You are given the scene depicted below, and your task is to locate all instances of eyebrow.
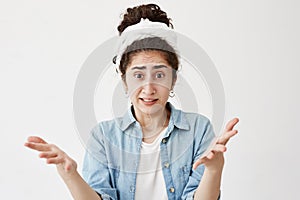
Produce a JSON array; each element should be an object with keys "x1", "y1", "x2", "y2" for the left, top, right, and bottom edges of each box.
[
  {"x1": 153, "y1": 65, "x2": 168, "y2": 69},
  {"x1": 131, "y1": 65, "x2": 168, "y2": 70}
]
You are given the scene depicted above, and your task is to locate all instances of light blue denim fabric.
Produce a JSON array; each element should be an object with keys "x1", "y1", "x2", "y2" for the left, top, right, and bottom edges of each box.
[{"x1": 82, "y1": 103, "x2": 218, "y2": 200}]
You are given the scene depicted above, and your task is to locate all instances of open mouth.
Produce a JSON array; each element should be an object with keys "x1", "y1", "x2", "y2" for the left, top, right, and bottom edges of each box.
[{"x1": 139, "y1": 98, "x2": 158, "y2": 104}]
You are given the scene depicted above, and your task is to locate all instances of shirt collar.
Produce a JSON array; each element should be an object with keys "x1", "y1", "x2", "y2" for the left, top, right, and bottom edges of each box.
[{"x1": 119, "y1": 102, "x2": 190, "y2": 132}]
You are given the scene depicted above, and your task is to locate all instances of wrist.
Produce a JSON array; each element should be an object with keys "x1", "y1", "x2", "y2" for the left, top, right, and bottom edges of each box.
[
  {"x1": 60, "y1": 169, "x2": 80, "y2": 183},
  {"x1": 56, "y1": 164, "x2": 78, "y2": 182},
  {"x1": 204, "y1": 161, "x2": 224, "y2": 175},
  {"x1": 204, "y1": 167, "x2": 223, "y2": 175}
]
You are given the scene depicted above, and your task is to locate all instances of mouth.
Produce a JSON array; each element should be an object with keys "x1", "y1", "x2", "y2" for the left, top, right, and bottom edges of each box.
[{"x1": 139, "y1": 98, "x2": 158, "y2": 105}]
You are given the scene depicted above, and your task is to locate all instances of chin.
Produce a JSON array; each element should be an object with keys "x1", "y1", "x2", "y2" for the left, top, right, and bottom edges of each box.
[{"x1": 136, "y1": 102, "x2": 166, "y2": 115}]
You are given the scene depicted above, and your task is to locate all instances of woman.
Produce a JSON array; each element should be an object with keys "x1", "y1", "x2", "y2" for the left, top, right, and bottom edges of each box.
[{"x1": 25, "y1": 4, "x2": 239, "y2": 200}]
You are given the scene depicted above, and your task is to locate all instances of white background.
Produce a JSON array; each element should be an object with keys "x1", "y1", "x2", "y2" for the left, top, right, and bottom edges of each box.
[{"x1": 1, "y1": 0, "x2": 299, "y2": 199}]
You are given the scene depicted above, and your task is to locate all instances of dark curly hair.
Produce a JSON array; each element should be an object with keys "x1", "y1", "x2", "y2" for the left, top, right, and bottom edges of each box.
[
  {"x1": 116, "y1": 4, "x2": 179, "y2": 83},
  {"x1": 117, "y1": 4, "x2": 173, "y2": 35}
]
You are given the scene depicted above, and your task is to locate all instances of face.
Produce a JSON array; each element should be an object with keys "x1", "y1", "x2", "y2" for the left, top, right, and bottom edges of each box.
[{"x1": 124, "y1": 50, "x2": 176, "y2": 116}]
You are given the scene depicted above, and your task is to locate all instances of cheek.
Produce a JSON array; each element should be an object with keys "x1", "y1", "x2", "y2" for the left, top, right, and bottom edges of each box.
[
  {"x1": 163, "y1": 89, "x2": 171, "y2": 98},
  {"x1": 127, "y1": 85, "x2": 142, "y2": 100},
  {"x1": 126, "y1": 79, "x2": 143, "y2": 96},
  {"x1": 156, "y1": 86, "x2": 171, "y2": 98},
  {"x1": 161, "y1": 79, "x2": 173, "y2": 89}
]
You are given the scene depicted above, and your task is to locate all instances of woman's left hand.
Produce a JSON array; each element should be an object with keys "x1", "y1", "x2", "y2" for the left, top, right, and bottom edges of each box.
[{"x1": 192, "y1": 118, "x2": 239, "y2": 171}]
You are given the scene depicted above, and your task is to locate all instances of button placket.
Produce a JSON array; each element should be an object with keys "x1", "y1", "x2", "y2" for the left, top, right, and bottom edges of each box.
[{"x1": 136, "y1": 140, "x2": 141, "y2": 151}]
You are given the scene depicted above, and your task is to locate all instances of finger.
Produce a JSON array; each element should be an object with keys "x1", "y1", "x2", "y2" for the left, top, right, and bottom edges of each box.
[
  {"x1": 193, "y1": 157, "x2": 208, "y2": 170},
  {"x1": 24, "y1": 142, "x2": 51, "y2": 152},
  {"x1": 211, "y1": 144, "x2": 227, "y2": 154},
  {"x1": 225, "y1": 118, "x2": 239, "y2": 132},
  {"x1": 206, "y1": 151, "x2": 215, "y2": 159},
  {"x1": 218, "y1": 129, "x2": 238, "y2": 145},
  {"x1": 46, "y1": 157, "x2": 64, "y2": 165},
  {"x1": 39, "y1": 151, "x2": 58, "y2": 159},
  {"x1": 27, "y1": 136, "x2": 48, "y2": 144}
]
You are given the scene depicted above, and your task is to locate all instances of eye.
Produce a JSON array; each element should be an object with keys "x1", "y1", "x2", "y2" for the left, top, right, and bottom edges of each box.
[
  {"x1": 134, "y1": 73, "x2": 144, "y2": 79},
  {"x1": 155, "y1": 72, "x2": 165, "y2": 79}
]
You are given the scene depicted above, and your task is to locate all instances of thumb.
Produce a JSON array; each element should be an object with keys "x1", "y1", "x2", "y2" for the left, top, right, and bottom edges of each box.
[{"x1": 193, "y1": 157, "x2": 207, "y2": 170}]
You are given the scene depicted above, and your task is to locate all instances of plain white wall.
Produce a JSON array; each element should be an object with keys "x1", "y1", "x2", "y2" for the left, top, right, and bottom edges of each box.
[{"x1": 1, "y1": 0, "x2": 299, "y2": 199}]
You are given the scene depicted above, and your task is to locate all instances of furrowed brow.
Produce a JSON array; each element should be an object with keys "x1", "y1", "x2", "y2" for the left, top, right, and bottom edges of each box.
[
  {"x1": 131, "y1": 66, "x2": 146, "y2": 70},
  {"x1": 153, "y1": 65, "x2": 168, "y2": 69}
]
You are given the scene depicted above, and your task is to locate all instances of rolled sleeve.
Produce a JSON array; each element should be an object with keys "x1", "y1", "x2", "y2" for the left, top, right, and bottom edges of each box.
[
  {"x1": 82, "y1": 124, "x2": 118, "y2": 200},
  {"x1": 181, "y1": 117, "x2": 218, "y2": 199}
]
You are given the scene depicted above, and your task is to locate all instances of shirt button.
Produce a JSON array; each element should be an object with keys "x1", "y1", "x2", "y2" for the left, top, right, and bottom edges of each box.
[
  {"x1": 130, "y1": 185, "x2": 135, "y2": 192},
  {"x1": 164, "y1": 162, "x2": 170, "y2": 168},
  {"x1": 169, "y1": 187, "x2": 175, "y2": 193},
  {"x1": 162, "y1": 138, "x2": 167, "y2": 143},
  {"x1": 136, "y1": 141, "x2": 141, "y2": 150}
]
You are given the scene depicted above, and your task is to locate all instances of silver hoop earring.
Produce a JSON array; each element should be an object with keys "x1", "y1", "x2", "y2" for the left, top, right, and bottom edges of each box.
[{"x1": 169, "y1": 90, "x2": 175, "y2": 98}]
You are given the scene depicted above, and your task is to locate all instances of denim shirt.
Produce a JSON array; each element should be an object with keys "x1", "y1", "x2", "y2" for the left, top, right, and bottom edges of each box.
[{"x1": 82, "y1": 103, "x2": 217, "y2": 200}]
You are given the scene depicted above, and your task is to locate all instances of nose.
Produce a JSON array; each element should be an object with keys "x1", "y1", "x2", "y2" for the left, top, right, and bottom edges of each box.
[{"x1": 141, "y1": 83, "x2": 156, "y2": 95}]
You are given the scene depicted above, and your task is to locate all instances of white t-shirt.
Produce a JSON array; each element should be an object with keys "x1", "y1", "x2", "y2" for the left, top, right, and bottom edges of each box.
[{"x1": 134, "y1": 128, "x2": 168, "y2": 200}]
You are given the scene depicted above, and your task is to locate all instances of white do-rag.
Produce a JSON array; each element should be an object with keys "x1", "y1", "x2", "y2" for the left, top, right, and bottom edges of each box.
[{"x1": 114, "y1": 19, "x2": 179, "y2": 68}]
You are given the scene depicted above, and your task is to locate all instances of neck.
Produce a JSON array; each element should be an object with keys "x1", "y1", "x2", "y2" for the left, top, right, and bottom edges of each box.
[{"x1": 133, "y1": 105, "x2": 170, "y2": 142}]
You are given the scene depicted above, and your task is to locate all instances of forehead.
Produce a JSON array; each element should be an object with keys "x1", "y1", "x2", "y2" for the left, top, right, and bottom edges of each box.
[{"x1": 129, "y1": 50, "x2": 169, "y2": 67}]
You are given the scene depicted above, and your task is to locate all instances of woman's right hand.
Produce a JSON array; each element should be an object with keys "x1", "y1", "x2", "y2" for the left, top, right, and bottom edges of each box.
[
  {"x1": 24, "y1": 136, "x2": 77, "y2": 179},
  {"x1": 25, "y1": 137, "x2": 102, "y2": 200}
]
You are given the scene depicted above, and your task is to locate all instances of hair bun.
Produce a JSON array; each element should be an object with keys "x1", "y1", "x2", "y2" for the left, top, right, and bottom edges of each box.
[{"x1": 117, "y1": 4, "x2": 173, "y2": 35}]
